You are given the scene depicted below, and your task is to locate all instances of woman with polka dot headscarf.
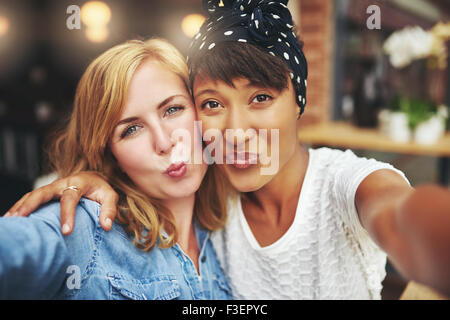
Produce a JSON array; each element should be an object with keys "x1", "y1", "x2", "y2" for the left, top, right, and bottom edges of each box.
[{"x1": 8, "y1": 0, "x2": 450, "y2": 299}]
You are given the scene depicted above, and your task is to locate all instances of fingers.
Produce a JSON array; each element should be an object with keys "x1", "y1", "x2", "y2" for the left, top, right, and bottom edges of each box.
[
  {"x1": 5, "y1": 182, "x2": 61, "y2": 217},
  {"x1": 98, "y1": 193, "x2": 119, "y2": 231},
  {"x1": 77, "y1": 172, "x2": 119, "y2": 231},
  {"x1": 58, "y1": 172, "x2": 118, "y2": 234},
  {"x1": 60, "y1": 188, "x2": 83, "y2": 235},
  {"x1": 3, "y1": 171, "x2": 119, "y2": 235},
  {"x1": 4, "y1": 193, "x2": 32, "y2": 217},
  {"x1": 57, "y1": 175, "x2": 93, "y2": 235}
]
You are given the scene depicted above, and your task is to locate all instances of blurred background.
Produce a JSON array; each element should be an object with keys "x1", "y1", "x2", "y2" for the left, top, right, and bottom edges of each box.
[{"x1": 0, "y1": 0, "x2": 448, "y2": 299}]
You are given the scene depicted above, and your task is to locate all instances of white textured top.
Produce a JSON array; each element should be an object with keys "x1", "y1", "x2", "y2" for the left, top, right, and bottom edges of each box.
[{"x1": 210, "y1": 147, "x2": 410, "y2": 300}]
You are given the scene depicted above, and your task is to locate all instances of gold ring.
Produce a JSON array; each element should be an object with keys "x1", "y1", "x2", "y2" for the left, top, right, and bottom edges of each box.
[{"x1": 62, "y1": 186, "x2": 80, "y2": 194}]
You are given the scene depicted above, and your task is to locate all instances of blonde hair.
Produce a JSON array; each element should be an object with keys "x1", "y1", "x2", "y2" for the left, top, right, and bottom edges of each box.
[{"x1": 50, "y1": 38, "x2": 229, "y2": 251}]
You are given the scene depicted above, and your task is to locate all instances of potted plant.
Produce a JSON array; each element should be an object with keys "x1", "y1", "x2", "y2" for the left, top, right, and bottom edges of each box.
[
  {"x1": 379, "y1": 97, "x2": 448, "y2": 144},
  {"x1": 380, "y1": 22, "x2": 450, "y2": 144}
]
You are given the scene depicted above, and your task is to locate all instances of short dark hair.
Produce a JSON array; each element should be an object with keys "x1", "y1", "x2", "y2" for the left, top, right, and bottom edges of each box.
[{"x1": 189, "y1": 42, "x2": 290, "y2": 92}]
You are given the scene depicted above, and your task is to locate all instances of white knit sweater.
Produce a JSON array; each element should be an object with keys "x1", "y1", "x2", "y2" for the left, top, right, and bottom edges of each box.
[{"x1": 210, "y1": 147, "x2": 410, "y2": 300}]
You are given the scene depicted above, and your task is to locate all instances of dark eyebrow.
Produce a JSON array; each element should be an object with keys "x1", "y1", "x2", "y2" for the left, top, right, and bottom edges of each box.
[
  {"x1": 194, "y1": 81, "x2": 266, "y2": 100},
  {"x1": 115, "y1": 94, "x2": 187, "y2": 127},
  {"x1": 194, "y1": 89, "x2": 219, "y2": 100}
]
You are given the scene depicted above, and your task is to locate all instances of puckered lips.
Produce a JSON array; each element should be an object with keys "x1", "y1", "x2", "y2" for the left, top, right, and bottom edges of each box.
[
  {"x1": 164, "y1": 162, "x2": 187, "y2": 178},
  {"x1": 225, "y1": 152, "x2": 259, "y2": 169}
]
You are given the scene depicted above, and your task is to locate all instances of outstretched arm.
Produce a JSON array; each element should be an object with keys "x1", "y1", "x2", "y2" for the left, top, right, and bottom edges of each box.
[
  {"x1": 356, "y1": 169, "x2": 450, "y2": 296},
  {"x1": 0, "y1": 204, "x2": 70, "y2": 299},
  {"x1": 4, "y1": 171, "x2": 119, "y2": 235}
]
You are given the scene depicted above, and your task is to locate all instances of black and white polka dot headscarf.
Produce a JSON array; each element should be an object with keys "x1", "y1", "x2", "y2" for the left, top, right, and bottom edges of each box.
[{"x1": 187, "y1": 0, "x2": 308, "y2": 115}]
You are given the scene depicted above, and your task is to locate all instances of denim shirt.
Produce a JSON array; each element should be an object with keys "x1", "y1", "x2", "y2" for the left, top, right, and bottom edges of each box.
[{"x1": 0, "y1": 198, "x2": 232, "y2": 300}]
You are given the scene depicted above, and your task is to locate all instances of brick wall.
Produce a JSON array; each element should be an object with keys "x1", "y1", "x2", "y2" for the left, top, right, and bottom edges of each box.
[{"x1": 296, "y1": 0, "x2": 335, "y2": 126}]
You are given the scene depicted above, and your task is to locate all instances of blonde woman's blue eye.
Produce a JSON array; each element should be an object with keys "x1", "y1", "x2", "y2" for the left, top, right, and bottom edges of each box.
[
  {"x1": 121, "y1": 125, "x2": 140, "y2": 139},
  {"x1": 165, "y1": 106, "x2": 183, "y2": 116}
]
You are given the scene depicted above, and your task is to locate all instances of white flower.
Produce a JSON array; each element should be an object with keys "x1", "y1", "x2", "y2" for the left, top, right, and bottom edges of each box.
[{"x1": 383, "y1": 26, "x2": 434, "y2": 68}]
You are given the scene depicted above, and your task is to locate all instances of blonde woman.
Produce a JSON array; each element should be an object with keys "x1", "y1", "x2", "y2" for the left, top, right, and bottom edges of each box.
[{"x1": 0, "y1": 38, "x2": 231, "y2": 299}]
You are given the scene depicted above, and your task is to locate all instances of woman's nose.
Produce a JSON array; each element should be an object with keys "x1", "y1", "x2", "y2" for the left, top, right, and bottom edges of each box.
[
  {"x1": 224, "y1": 106, "x2": 254, "y2": 147},
  {"x1": 152, "y1": 124, "x2": 175, "y2": 155}
]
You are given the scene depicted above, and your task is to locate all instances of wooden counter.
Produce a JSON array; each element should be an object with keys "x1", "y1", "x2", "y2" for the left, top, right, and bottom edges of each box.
[{"x1": 298, "y1": 121, "x2": 450, "y2": 157}]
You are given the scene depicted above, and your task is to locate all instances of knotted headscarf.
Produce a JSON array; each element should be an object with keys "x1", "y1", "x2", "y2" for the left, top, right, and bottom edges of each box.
[{"x1": 187, "y1": 0, "x2": 308, "y2": 115}]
